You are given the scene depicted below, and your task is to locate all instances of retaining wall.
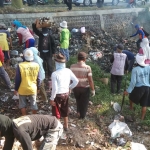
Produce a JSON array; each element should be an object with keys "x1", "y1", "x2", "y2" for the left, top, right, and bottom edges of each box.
[{"x1": 0, "y1": 8, "x2": 148, "y2": 37}]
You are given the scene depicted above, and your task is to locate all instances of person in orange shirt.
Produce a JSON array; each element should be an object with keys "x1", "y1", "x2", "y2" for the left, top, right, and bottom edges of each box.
[{"x1": 0, "y1": 47, "x2": 11, "y2": 89}]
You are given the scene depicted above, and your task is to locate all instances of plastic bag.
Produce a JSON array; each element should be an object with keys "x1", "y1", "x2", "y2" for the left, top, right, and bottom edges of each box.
[
  {"x1": 131, "y1": 142, "x2": 147, "y2": 150},
  {"x1": 108, "y1": 120, "x2": 132, "y2": 138}
]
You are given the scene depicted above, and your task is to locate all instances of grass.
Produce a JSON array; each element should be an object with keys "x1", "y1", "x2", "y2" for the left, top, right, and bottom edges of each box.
[{"x1": 67, "y1": 56, "x2": 150, "y2": 126}]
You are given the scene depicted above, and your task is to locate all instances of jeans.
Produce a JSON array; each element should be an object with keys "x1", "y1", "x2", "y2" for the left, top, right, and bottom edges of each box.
[
  {"x1": 60, "y1": 48, "x2": 69, "y2": 61},
  {"x1": 0, "y1": 66, "x2": 11, "y2": 88}
]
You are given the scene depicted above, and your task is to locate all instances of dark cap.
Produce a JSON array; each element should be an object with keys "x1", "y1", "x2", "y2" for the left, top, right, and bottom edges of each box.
[
  {"x1": 117, "y1": 44, "x2": 124, "y2": 50},
  {"x1": 54, "y1": 53, "x2": 66, "y2": 63},
  {"x1": 78, "y1": 52, "x2": 87, "y2": 59}
]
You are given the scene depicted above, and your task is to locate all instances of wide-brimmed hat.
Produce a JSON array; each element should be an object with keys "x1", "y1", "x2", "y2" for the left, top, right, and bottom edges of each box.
[
  {"x1": 54, "y1": 53, "x2": 66, "y2": 63},
  {"x1": 136, "y1": 53, "x2": 148, "y2": 67},
  {"x1": 24, "y1": 49, "x2": 34, "y2": 61},
  {"x1": 60, "y1": 21, "x2": 67, "y2": 28}
]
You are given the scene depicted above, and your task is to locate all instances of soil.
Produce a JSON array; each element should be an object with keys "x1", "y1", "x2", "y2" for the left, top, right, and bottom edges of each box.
[{"x1": 0, "y1": 84, "x2": 150, "y2": 150}]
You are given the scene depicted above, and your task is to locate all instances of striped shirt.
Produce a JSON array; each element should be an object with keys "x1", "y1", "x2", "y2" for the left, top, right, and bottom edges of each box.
[{"x1": 70, "y1": 62, "x2": 92, "y2": 88}]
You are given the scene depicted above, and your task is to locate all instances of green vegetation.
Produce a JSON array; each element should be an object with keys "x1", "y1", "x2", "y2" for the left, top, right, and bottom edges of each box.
[{"x1": 68, "y1": 56, "x2": 150, "y2": 126}]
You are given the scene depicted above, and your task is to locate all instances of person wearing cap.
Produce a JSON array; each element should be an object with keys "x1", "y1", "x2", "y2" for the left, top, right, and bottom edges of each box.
[
  {"x1": 59, "y1": 21, "x2": 71, "y2": 61},
  {"x1": 14, "y1": 48, "x2": 41, "y2": 115},
  {"x1": 32, "y1": 19, "x2": 56, "y2": 78},
  {"x1": 30, "y1": 47, "x2": 48, "y2": 102},
  {"x1": 130, "y1": 24, "x2": 146, "y2": 49},
  {"x1": 124, "y1": 54, "x2": 150, "y2": 120},
  {"x1": 0, "y1": 23, "x2": 12, "y2": 67},
  {"x1": 0, "y1": 47, "x2": 12, "y2": 90},
  {"x1": 110, "y1": 44, "x2": 128, "y2": 94},
  {"x1": 70, "y1": 52, "x2": 95, "y2": 119},
  {"x1": 12, "y1": 20, "x2": 35, "y2": 49},
  {"x1": 139, "y1": 38, "x2": 150, "y2": 64},
  {"x1": 50, "y1": 53, "x2": 78, "y2": 131},
  {"x1": 0, "y1": 114, "x2": 63, "y2": 150}
]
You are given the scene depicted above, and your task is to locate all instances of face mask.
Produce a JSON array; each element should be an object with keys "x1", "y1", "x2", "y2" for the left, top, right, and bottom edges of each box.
[{"x1": 43, "y1": 33, "x2": 48, "y2": 36}]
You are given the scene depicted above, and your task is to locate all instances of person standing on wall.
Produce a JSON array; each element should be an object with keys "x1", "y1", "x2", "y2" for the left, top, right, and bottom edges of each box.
[
  {"x1": 14, "y1": 48, "x2": 41, "y2": 116},
  {"x1": 0, "y1": 23, "x2": 12, "y2": 67},
  {"x1": 32, "y1": 19, "x2": 56, "y2": 79},
  {"x1": 12, "y1": 20, "x2": 35, "y2": 49},
  {"x1": 70, "y1": 52, "x2": 95, "y2": 119},
  {"x1": 59, "y1": 21, "x2": 71, "y2": 61},
  {"x1": 64, "y1": 0, "x2": 72, "y2": 10}
]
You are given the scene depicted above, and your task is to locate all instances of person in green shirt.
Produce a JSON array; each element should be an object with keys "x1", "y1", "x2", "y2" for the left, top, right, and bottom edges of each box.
[{"x1": 59, "y1": 21, "x2": 71, "y2": 61}]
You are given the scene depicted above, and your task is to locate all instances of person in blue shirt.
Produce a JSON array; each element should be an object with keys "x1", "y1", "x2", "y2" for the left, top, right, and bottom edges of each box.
[
  {"x1": 124, "y1": 53, "x2": 150, "y2": 120},
  {"x1": 130, "y1": 24, "x2": 145, "y2": 49},
  {"x1": 122, "y1": 50, "x2": 135, "y2": 72}
]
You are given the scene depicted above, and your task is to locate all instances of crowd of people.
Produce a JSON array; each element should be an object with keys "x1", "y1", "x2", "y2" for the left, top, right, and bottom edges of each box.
[{"x1": 0, "y1": 20, "x2": 150, "y2": 149}]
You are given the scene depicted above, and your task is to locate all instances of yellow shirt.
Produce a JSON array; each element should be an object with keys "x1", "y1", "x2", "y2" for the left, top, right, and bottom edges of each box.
[
  {"x1": 0, "y1": 33, "x2": 9, "y2": 51},
  {"x1": 18, "y1": 62, "x2": 40, "y2": 95}
]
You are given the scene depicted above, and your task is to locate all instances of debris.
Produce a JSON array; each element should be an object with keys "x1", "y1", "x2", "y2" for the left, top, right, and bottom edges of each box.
[
  {"x1": 12, "y1": 95, "x2": 19, "y2": 100},
  {"x1": 113, "y1": 102, "x2": 121, "y2": 112},
  {"x1": 108, "y1": 120, "x2": 132, "y2": 138},
  {"x1": 131, "y1": 142, "x2": 147, "y2": 150},
  {"x1": 89, "y1": 101, "x2": 93, "y2": 105}
]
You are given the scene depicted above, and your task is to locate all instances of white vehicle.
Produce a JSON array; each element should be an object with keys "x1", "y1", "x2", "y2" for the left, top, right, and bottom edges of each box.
[{"x1": 72, "y1": 0, "x2": 119, "y2": 7}]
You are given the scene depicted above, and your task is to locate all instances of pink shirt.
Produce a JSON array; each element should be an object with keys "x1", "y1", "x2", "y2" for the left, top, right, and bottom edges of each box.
[
  {"x1": 139, "y1": 48, "x2": 150, "y2": 64},
  {"x1": 17, "y1": 27, "x2": 34, "y2": 43}
]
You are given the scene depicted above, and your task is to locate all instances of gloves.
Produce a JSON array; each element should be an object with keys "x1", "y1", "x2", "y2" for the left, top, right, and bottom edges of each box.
[{"x1": 91, "y1": 90, "x2": 95, "y2": 97}]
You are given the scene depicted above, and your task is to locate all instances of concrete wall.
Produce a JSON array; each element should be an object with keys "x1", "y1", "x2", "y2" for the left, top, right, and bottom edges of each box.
[{"x1": 0, "y1": 8, "x2": 147, "y2": 37}]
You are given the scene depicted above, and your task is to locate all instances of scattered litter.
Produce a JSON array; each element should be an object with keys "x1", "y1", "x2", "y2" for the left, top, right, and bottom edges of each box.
[
  {"x1": 0, "y1": 94, "x2": 9, "y2": 102},
  {"x1": 108, "y1": 120, "x2": 132, "y2": 138},
  {"x1": 113, "y1": 102, "x2": 121, "y2": 112},
  {"x1": 89, "y1": 101, "x2": 93, "y2": 105},
  {"x1": 70, "y1": 123, "x2": 76, "y2": 127},
  {"x1": 60, "y1": 133, "x2": 67, "y2": 140},
  {"x1": 12, "y1": 95, "x2": 19, "y2": 100},
  {"x1": 117, "y1": 138, "x2": 126, "y2": 146},
  {"x1": 131, "y1": 142, "x2": 147, "y2": 150}
]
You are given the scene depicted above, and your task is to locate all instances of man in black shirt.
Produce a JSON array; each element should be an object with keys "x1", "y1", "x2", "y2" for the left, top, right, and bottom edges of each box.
[{"x1": 0, "y1": 114, "x2": 63, "y2": 150}]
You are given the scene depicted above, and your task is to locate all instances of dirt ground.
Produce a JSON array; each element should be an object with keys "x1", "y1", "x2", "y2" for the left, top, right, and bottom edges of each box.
[{"x1": 0, "y1": 83, "x2": 150, "y2": 150}]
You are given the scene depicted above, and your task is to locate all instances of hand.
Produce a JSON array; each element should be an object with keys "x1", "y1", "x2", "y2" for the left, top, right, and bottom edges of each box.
[
  {"x1": 14, "y1": 91, "x2": 18, "y2": 96},
  {"x1": 91, "y1": 90, "x2": 95, "y2": 97},
  {"x1": 50, "y1": 100, "x2": 56, "y2": 106},
  {"x1": 124, "y1": 91, "x2": 128, "y2": 95}
]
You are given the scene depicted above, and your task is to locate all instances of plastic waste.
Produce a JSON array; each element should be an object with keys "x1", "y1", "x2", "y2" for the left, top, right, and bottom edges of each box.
[
  {"x1": 108, "y1": 120, "x2": 132, "y2": 139},
  {"x1": 131, "y1": 142, "x2": 147, "y2": 150},
  {"x1": 0, "y1": 94, "x2": 9, "y2": 102},
  {"x1": 80, "y1": 27, "x2": 85, "y2": 33},
  {"x1": 113, "y1": 102, "x2": 121, "y2": 112},
  {"x1": 71, "y1": 28, "x2": 79, "y2": 33}
]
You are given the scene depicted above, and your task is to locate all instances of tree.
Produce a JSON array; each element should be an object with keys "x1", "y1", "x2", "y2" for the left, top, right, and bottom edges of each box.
[{"x1": 12, "y1": 0, "x2": 23, "y2": 8}]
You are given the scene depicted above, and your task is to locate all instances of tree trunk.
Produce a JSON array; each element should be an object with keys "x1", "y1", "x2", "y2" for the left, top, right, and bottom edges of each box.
[
  {"x1": 0, "y1": 0, "x2": 4, "y2": 7},
  {"x1": 12, "y1": 0, "x2": 23, "y2": 8}
]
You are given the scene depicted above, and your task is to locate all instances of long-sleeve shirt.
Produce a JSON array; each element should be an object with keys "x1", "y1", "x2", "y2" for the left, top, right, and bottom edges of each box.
[
  {"x1": 50, "y1": 68, "x2": 79, "y2": 100},
  {"x1": 15, "y1": 62, "x2": 41, "y2": 93},
  {"x1": 131, "y1": 29, "x2": 145, "y2": 39},
  {"x1": 127, "y1": 66, "x2": 150, "y2": 93},
  {"x1": 122, "y1": 50, "x2": 135, "y2": 61},
  {"x1": 0, "y1": 115, "x2": 14, "y2": 150}
]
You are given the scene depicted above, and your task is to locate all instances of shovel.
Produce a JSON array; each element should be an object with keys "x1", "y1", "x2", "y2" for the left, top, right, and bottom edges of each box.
[{"x1": 120, "y1": 74, "x2": 127, "y2": 113}]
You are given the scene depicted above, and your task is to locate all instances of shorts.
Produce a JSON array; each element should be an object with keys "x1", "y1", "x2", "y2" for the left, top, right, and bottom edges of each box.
[
  {"x1": 19, "y1": 95, "x2": 38, "y2": 110},
  {"x1": 129, "y1": 86, "x2": 150, "y2": 107},
  {"x1": 52, "y1": 93, "x2": 69, "y2": 118},
  {"x1": 3, "y1": 51, "x2": 10, "y2": 60}
]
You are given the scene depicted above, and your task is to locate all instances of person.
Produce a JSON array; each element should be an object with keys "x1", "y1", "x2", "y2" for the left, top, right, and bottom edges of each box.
[
  {"x1": 0, "y1": 23, "x2": 12, "y2": 67},
  {"x1": 14, "y1": 48, "x2": 41, "y2": 115},
  {"x1": 70, "y1": 52, "x2": 95, "y2": 119},
  {"x1": 32, "y1": 19, "x2": 56, "y2": 78},
  {"x1": 50, "y1": 53, "x2": 78, "y2": 131},
  {"x1": 124, "y1": 54, "x2": 150, "y2": 120},
  {"x1": 59, "y1": 21, "x2": 71, "y2": 61},
  {"x1": 130, "y1": 24, "x2": 146, "y2": 49},
  {"x1": 12, "y1": 20, "x2": 35, "y2": 49},
  {"x1": 0, "y1": 114, "x2": 63, "y2": 150},
  {"x1": 30, "y1": 47, "x2": 48, "y2": 102},
  {"x1": 64, "y1": 0, "x2": 72, "y2": 10},
  {"x1": 110, "y1": 44, "x2": 128, "y2": 94},
  {"x1": 122, "y1": 50, "x2": 135, "y2": 72},
  {"x1": 139, "y1": 38, "x2": 150, "y2": 64},
  {"x1": 0, "y1": 47, "x2": 11, "y2": 89}
]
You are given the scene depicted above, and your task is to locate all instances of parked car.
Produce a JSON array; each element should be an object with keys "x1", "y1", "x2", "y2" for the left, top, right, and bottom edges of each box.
[{"x1": 72, "y1": 0, "x2": 119, "y2": 7}]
